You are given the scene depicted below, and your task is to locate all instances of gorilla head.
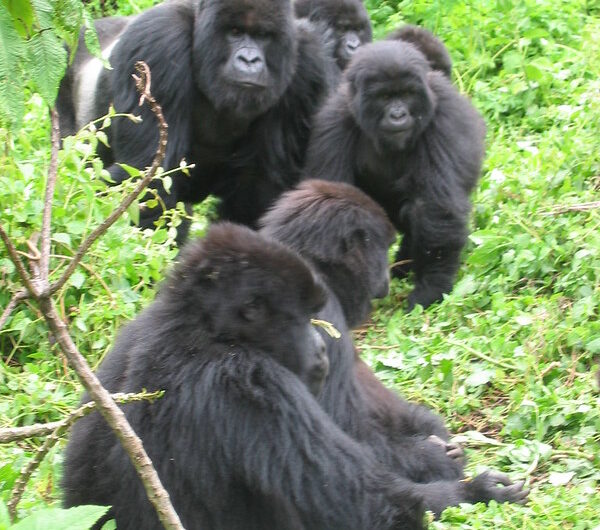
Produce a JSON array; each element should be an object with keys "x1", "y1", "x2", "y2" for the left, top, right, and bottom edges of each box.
[
  {"x1": 171, "y1": 223, "x2": 329, "y2": 395},
  {"x1": 260, "y1": 179, "x2": 395, "y2": 328},
  {"x1": 346, "y1": 41, "x2": 436, "y2": 151},
  {"x1": 294, "y1": 0, "x2": 372, "y2": 70},
  {"x1": 194, "y1": 0, "x2": 298, "y2": 119},
  {"x1": 387, "y1": 25, "x2": 453, "y2": 78}
]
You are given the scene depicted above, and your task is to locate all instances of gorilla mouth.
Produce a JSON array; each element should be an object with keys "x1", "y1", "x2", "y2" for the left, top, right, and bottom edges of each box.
[
  {"x1": 381, "y1": 121, "x2": 412, "y2": 133},
  {"x1": 234, "y1": 79, "x2": 268, "y2": 89}
]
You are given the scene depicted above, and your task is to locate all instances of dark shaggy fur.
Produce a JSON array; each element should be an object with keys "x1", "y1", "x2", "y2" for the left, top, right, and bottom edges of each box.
[
  {"x1": 294, "y1": 0, "x2": 372, "y2": 82},
  {"x1": 386, "y1": 25, "x2": 452, "y2": 78},
  {"x1": 304, "y1": 41, "x2": 487, "y2": 309},
  {"x1": 260, "y1": 180, "x2": 529, "y2": 516},
  {"x1": 57, "y1": 0, "x2": 334, "y2": 242},
  {"x1": 62, "y1": 222, "x2": 425, "y2": 530}
]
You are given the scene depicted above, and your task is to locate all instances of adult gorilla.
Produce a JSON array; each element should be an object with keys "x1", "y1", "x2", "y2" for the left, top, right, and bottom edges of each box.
[
  {"x1": 62, "y1": 223, "x2": 424, "y2": 530},
  {"x1": 57, "y1": 0, "x2": 333, "y2": 241},
  {"x1": 294, "y1": 0, "x2": 372, "y2": 82},
  {"x1": 304, "y1": 41, "x2": 487, "y2": 310},
  {"x1": 260, "y1": 180, "x2": 529, "y2": 516}
]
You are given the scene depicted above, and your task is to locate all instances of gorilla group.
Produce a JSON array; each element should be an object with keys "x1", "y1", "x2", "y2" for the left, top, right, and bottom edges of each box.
[
  {"x1": 260, "y1": 180, "x2": 529, "y2": 517},
  {"x1": 304, "y1": 39, "x2": 487, "y2": 309},
  {"x1": 62, "y1": 223, "x2": 425, "y2": 530},
  {"x1": 58, "y1": 0, "x2": 528, "y2": 525},
  {"x1": 57, "y1": 0, "x2": 336, "y2": 241}
]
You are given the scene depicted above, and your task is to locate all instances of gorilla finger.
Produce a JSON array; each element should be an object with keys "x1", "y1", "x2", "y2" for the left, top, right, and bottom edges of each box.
[
  {"x1": 445, "y1": 445, "x2": 464, "y2": 459},
  {"x1": 485, "y1": 470, "x2": 513, "y2": 486}
]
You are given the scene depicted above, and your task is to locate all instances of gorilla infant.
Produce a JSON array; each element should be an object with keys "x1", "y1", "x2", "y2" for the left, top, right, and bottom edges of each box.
[
  {"x1": 304, "y1": 41, "x2": 487, "y2": 309},
  {"x1": 261, "y1": 180, "x2": 529, "y2": 516},
  {"x1": 62, "y1": 223, "x2": 425, "y2": 530}
]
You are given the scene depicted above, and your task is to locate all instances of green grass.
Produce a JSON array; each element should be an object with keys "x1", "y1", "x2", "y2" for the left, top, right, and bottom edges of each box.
[{"x1": 1, "y1": 0, "x2": 599, "y2": 527}]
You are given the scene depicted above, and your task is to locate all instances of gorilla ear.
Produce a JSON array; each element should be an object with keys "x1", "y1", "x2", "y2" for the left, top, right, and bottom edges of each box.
[{"x1": 240, "y1": 296, "x2": 267, "y2": 322}]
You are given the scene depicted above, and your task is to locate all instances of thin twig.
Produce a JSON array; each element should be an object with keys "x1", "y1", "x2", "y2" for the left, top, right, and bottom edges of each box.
[
  {"x1": 0, "y1": 290, "x2": 28, "y2": 331},
  {"x1": 0, "y1": 225, "x2": 39, "y2": 297},
  {"x1": 48, "y1": 62, "x2": 169, "y2": 296},
  {"x1": 445, "y1": 338, "x2": 518, "y2": 371},
  {"x1": 40, "y1": 109, "x2": 60, "y2": 280},
  {"x1": 0, "y1": 390, "x2": 163, "y2": 443},
  {"x1": 6, "y1": 391, "x2": 163, "y2": 519},
  {"x1": 541, "y1": 200, "x2": 600, "y2": 216},
  {"x1": 2, "y1": 63, "x2": 183, "y2": 529}
]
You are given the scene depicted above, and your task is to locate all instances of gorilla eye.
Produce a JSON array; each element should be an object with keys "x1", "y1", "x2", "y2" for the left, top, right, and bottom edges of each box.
[{"x1": 229, "y1": 26, "x2": 243, "y2": 36}]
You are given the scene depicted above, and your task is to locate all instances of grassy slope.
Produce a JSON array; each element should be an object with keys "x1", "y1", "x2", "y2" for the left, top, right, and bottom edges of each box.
[
  {"x1": 0, "y1": 0, "x2": 599, "y2": 527},
  {"x1": 364, "y1": 0, "x2": 600, "y2": 527}
]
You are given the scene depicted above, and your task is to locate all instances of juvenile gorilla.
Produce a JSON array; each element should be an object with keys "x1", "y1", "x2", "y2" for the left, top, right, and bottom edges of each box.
[
  {"x1": 304, "y1": 41, "x2": 487, "y2": 309},
  {"x1": 386, "y1": 25, "x2": 452, "y2": 78},
  {"x1": 294, "y1": 0, "x2": 372, "y2": 82},
  {"x1": 57, "y1": 0, "x2": 333, "y2": 240},
  {"x1": 62, "y1": 223, "x2": 425, "y2": 530},
  {"x1": 260, "y1": 180, "x2": 529, "y2": 516}
]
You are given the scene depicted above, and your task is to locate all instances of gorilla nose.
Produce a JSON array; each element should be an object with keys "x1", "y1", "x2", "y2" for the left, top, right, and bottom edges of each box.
[
  {"x1": 389, "y1": 107, "x2": 408, "y2": 121},
  {"x1": 346, "y1": 33, "x2": 361, "y2": 53},
  {"x1": 236, "y1": 48, "x2": 264, "y2": 73}
]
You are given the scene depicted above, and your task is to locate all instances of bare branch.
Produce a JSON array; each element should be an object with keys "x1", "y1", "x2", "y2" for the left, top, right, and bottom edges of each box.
[
  {"x1": 3, "y1": 63, "x2": 183, "y2": 529},
  {"x1": 541, "y1": 200, "x2": 600, "y2": 216},
  {"x1": 0, "y1": 390, "x2": 163, "y2": 443},
  {"x1": 40, "y1": 108, "x2": 60, "y2": 280},
  {"x1": 0, "y1": 225, "x2": 39, "y2": 297},
  {"x1": 37, "y1": 297, "x2": 184, "y2": 529},
  {"x1": 0, "y1": 290, "x2": 28, "y2": 331},
  {"x1": 6, "y1": 391, "x2": 163, "y2": 520},
  {"x1": 48, "y1": 62, "x2": 169, "y2": 296}
]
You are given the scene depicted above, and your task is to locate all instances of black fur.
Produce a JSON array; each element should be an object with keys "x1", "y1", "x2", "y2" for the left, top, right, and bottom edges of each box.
[
  {"x1": 57, "y1": 0, "x2": 333, "y2": 241},
  {"x1": 304, "y1": 41, "x2": 487, "y2": 310},
  {"x1": 62, "y1": 222, "x2": 425, "y2": 530},
  {"x1": 294, "y1": 0, "x2": 372, "y2": 82},
  {"x1": 386, "y1": 25, "x2": 452, "y2": 78},
  {"x1": 260, "y1": 180, "x2": 529, "y2": 516}
]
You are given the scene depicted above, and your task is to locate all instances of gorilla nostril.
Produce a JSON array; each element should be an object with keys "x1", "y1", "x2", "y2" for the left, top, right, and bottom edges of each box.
[
  {"x1": 389, "y1": 108, "x2": 408, "y2": 121},
  {"x1": 346, "y1": 36, "x2": 361, "y2": 52},
  {"x1": 237, "y1": 48, "x2": 263, "y2": 67}
]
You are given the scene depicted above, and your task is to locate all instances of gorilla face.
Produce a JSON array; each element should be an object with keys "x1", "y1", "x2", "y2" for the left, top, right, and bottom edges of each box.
[
  {"x1": 194, "y1": 0, "x2": 297, "y2": 120},
  {"x1": 347, "y1": 41, "x2": 436, "y2": 151},
  {"x1": 295, "y1": 0, "x2": 372, "y2": 70}
]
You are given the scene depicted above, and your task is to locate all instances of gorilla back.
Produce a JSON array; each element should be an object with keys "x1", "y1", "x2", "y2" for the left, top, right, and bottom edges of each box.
[
  {"x1": 62, "y1": 223, "x2": 425, "y2": 530},
  {"x1": 261, "y1": 180, "x2": 529, "y2": 517},
  {"x1": 57, "y1": 0, "x2": 333, "y2": 238}
]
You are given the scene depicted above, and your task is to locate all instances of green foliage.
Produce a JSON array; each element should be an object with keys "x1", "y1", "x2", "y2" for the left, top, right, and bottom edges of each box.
[
  {"x1": 0, "y1": 0, "x2": 599, "y2": 527},
  {"x1": 0, "y1": 0, "x2": 99, "y2": 131},
  {"x1": 5, "y1": 504, "x2": 109, "y2": 530}
]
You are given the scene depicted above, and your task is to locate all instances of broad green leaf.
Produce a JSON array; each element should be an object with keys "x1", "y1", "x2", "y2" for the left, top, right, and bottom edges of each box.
[
  {"x1": 1, "y1": 0, "x2": 34, "y2": 35},
  {"x1": 11, "y1": 505, "x2": 110, "y2": 530},
  {"x1": 25, "y1": 30, "x2": 67, "y2": 105},
  {"x1": 0, "y1": 3, "x2": 26, "y2": 129},
  {"x1": 29, "y1": 0, "x2": 53, "y2": 29}
]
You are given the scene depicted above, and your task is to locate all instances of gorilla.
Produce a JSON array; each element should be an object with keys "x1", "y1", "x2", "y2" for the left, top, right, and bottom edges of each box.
[
  {"x1": 294, "y1": 0, "x2": 372, "y2": 81},
  {"x1": 260, "y1": 180, "x2": 529, "y2": 517},
  {"x1": 62, "y1": 223, "x2": 426, "y2": 530},
  {"x1": 303, "y1": 41, "x2": 487, "y2": 310},
  {"x1": 56, "y1": 0, "x2": 333, "y2": 241},
  {"x1": 386, "y1": 25, "x2": 452, "y2": 78}
]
